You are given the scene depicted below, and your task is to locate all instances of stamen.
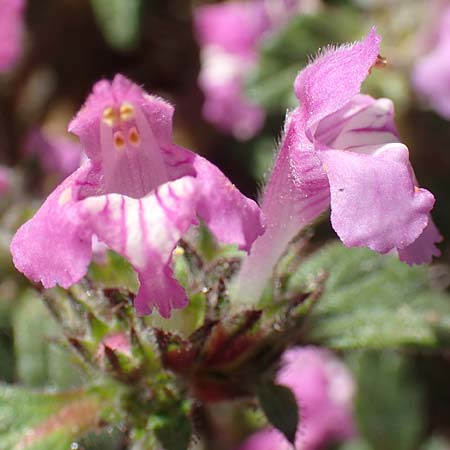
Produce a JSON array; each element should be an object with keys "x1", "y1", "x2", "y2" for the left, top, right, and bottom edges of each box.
[
  {"x1": 128, "y1": 127, "x2": 141, "y2": 147},
  {"x1": 120, "y1": 102, "x2": 135, "y2": 121},
  {"x1": 102, "y1": 107, "x2": 117, "y2": 127},
  {"x1": 370, "y1": 54, "x2": 388, "y2": 73},
  {"x1": 114, "y1": 131, "x2": 126, "y2": 150}
]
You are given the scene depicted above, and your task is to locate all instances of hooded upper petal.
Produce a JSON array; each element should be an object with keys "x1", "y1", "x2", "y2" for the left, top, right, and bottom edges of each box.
[
  {"x1": 10, "y1": 161, "x2": 101, "y2": 288},
  {"x1": 295, "y1": 27, "x2": 381, "y2": 133},
  {"x1": 69, "y1": 75, "x2": 172, "y2": 198},
  {"x1": 77, "y1": 177, "x2": 199, "y2": 318}
]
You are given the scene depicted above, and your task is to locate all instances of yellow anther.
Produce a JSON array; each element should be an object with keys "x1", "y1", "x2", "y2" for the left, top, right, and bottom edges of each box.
[
  {"x1": 128, "y1": 126, "x2": 141, "y2": 147},
  {"x1": 120, "y1": 102, "x2": 135, "y2": 121},
  {"x1": 173, "y1": 246, "x2": 185, "y2": 256},
  {"x1": 114, "y1": 131, "x2": 126, "y2": 150},
  {"x1": 102, "y1": 107, "x2": 117, "y2": 126}
]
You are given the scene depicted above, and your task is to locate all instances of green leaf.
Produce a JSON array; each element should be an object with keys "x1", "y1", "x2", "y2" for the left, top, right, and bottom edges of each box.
[
  {"x1": 288, "y1": 242, "x2": 450, "y2": 349},
  {"x1": 89, "y1": 251, "x2": 139, "y2": 292},
  {"x1": 0, "y1": 384, "x2": 101, "y2": 450},
  {"x1": 352, "y1": 352, "x2": 423, "y2": 450},
  {"x1": 90, "y1": 0, "x2": 142, "y2": 51},
  {"x1": 152, "y1": 404, "x2": 192, "y2": 450},
  {"x1": 13, "y1": 290, "x2": 81, "y2": 388},
  {"x1": 245, "y1": 8, "x2": 363, "y2": 112},
  {"x1": 257, "y1": 382, "x2": 299, "y2": 445},
  {"x1": 339, "y1": 439, "x2": 373, "y2": 450}
]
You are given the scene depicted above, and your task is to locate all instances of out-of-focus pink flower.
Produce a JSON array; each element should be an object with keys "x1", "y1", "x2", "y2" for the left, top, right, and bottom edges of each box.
[
  {"x1": 413, "y1": 6, "x2": 450, "y2": 119},
  {"x1": 95, "y1": 333, "x2": 132, "y2": 360},
  {"x1": 0, "y1": 0, "x2": 25, "y2": 72},
  {"x1": 195, "y1": 0, "x2": 317, "y2": 140},
  {"x1": 24, "y1": 129, "x2": 83, "y2": 180},
  {"x1": 233, "y1": 29, "x2": 441, "y2": 305},
  {"x1": 237, "y1": 347, "x2": 355, "y2": 450},
  {"x1": 10, "y1": 75, "x2": 264, "y2": 318}
]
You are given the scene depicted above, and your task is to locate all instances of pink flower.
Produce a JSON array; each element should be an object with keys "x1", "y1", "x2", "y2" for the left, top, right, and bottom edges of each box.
[
  {"x1": 233, "y1": 29, "x2": 441, "y2": 305},
  {"x1": 95, "y1": 333, "x2": 132, "y2": 361},
  {"x1": 24, "y1": 129, "x2": 83, "y2": 181},
  {"x1": 195, "y1": 0, "x2": 317, "y2": 139},
  {"x1": 412, "y1": 5, "x2": 450, "y2": 119},
  {"x1": 10, "y1": 75, "x2": 264, "y2": 318},
  {"x1": 0, "y1": 0, "x2": 25, "y2": 72},
  {"x1": 237, "y1": 347, "x2": 355, "y2": 450}
]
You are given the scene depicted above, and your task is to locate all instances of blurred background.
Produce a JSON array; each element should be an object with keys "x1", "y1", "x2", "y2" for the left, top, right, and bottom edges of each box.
[{"x1": 1, "y1": 0, "x2": 450, "y2": 449}]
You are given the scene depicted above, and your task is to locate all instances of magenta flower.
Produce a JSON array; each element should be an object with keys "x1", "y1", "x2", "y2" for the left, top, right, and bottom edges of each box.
[
  {"x1": 233, "y1": 29, "x2": 441, "y2": 304},
  {"x1": 95, "y1": 333, "x2": 132, "y2": 361},
  {"x1": 10, "y1": 75, "x2": 264, "y2": 318},
  {"x1": 195, "y1": 1, "x2": 268, "y2": 140},
  {"x1": 195, "y1": 0, "x2": 317, "y2": 140},
  {"x1": 413, "y1": 6, "x2": 450, "y2": 119},
  {"x1": 0, "y1": 0, "x2": 25, "y2": 72},
  {"x1": 237, "y1": 347, "x2": 355, "y2": 450},
  {"x1": 24, "y1": 129, "x2": 83, "y2": 181}
]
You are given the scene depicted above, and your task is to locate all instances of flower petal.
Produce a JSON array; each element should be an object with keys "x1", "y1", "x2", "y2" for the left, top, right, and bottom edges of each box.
[
  {"x1": 232, "y1": 111, "x2": 330, "y2": 305},
  {"x1": 190, "y1": 150, "x2": 265, "y2": 252},
  {"x1": 295, "y1": 28, "x2": 381, "y2": 133},
  {"x1": 10, "y1": 162, "x2": 99, "y2": 288},
  {"x1": 314, "y1": 94, "x2": 399, "y2": 153},
  {"x1": 398, "y1": 219, "x2": 442, "y2": 265},
  {"x1": 319, "y1": 144, "x2": 435, "y2": 253},
  {"x1": 237, "y1": 347, "x2": 355, "y2": 450},
  {"x1": 163, "y1": 143, "x2": 264, "y2": 252},
  {"x1": 69, "y1": 75, "x2": 172, "y2": 198},
  {"x1": 78, "y1": 177, "x2": 198, "y2": 317},
  {"x1": 25, "y1": 129, "x2": 83, "y2": 180},
  {"x1": 0, "y1": 0, "x2": 25, "y2": 72},
  {"x1": 194, "y1": 1, "x2": 269, "y2": 58}
]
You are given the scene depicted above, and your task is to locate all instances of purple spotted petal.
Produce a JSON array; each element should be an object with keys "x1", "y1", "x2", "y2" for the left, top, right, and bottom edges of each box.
[
  {"x1": 10, "y1": 162, "x2": 99, "y2": 288},
  {"x1": 319, "y1": 144, "x2": 435, "y2": 253},
  {"x1": 0, "y1": 0, "x2": 25, "y2": 72},
  {"x1": 77, "y1": 177, "x2": 198, "y2": 318},
  {"x1": 398, "y1": 219, "x2": 442, "y2": 265},
  {"x1": 237, "y1": 347, "x2": 355, "y2": 450}
]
